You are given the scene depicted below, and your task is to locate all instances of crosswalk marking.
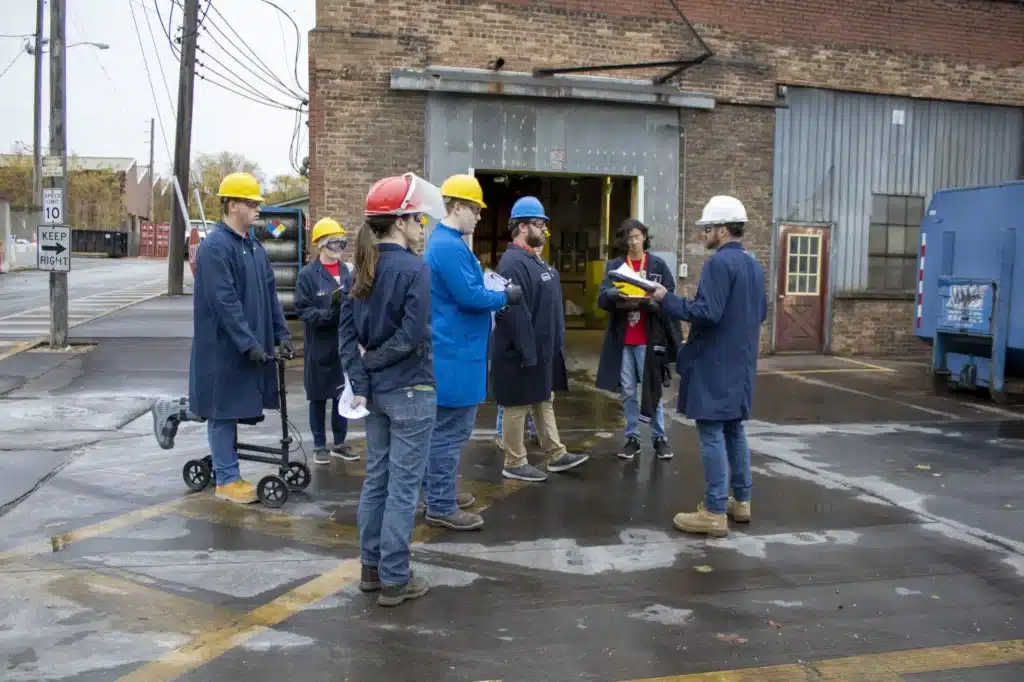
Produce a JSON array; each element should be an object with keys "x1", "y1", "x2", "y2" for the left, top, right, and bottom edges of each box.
[{"x1": 0, "y1": 280, "x2": 167, "y2": 339}]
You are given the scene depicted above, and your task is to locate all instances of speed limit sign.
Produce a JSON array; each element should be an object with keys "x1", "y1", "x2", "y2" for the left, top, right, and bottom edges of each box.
[{"x1": 43, "y1": 188, "x2": 63, "y2": 224}]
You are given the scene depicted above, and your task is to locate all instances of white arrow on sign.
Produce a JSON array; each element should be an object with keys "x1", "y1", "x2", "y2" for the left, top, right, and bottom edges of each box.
[{"x1": 36, "y1": 224, "x2": 72, "y2": 273}]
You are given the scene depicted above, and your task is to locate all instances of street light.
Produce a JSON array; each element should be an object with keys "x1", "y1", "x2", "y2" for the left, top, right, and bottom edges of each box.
[{"x1": 66, "y1": 41, "x2": 109, "y2": 50}]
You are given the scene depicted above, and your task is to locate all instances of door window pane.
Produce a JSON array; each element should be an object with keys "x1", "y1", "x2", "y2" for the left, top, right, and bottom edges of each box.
[
  {"x1": 868, "y1": 256, "x2": 887, "y2": 290},
  {"x1": 907, "y1": 196, "x2": 926, "y2": 222},
  {"x1": 904, "y1": 226, "x2": 920, "y2": 255},
  {"x1": 869, "y1": 224, "x2": 887, "y2": 254},
  {"x1": 871, "y1": 195, "x2": 888, "y2": 223}
]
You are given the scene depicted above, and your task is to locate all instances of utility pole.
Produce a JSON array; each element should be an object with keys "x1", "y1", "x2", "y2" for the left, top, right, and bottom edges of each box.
[
  {"x1": 148, "y1": 118, "x2": 155, "y2": 219},
  {"x1": 167, "y1": 0, "x2": 199, "y2": 295},
  {"x1": 48, "y1": 0, "x2": 68, "y2": 348},
  {"x1": 31, "y1": 0, "x2": 45, "y2": 209}
]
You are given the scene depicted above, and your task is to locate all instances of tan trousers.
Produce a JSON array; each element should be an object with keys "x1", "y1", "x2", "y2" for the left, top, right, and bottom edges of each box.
[{"x1": 500, "y1": 393, "x2": 567, "y2": 468}]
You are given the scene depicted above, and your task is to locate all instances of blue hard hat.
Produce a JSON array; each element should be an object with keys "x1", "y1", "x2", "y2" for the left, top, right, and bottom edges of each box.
[{"x1": 510, "y1": 196, "x2": 548, "y2": 221}]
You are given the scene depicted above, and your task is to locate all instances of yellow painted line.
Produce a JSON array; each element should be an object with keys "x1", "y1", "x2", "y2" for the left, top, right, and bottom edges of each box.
[
  {"x1": 114, "y1": 559, "x2": 361, "y2": 682},
  {"x1": 0, "y1": 336, "x2": 45, "y2": 361},
  {"x1": 0, "y1": 498, "x2": 185, "y2": 562},
  {"x1": 2, "y1": 555, "x2": 240, "y2": 636},
  {"x1": 759, "y1": 367, "x2": 894, "y2": 376},
  {"x1": 169, "y1": 479, "x2": 518, "y2": 549},
  {"x1": 835, "y1": 352, "x2": 892, "y2": 368},
  {"x1": 620, "y1": 638, "x2": 1024, "y2": 681}
]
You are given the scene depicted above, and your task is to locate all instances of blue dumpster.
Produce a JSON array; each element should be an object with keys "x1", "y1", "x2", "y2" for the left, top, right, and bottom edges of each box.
[{"x1": 915, "y1": 180, "x2": 1024, "y2": 401}]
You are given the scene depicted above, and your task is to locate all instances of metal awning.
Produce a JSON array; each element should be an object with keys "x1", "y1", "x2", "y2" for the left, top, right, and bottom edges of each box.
[{"x1": 390, "y1": 66, "x2": 715, "y2": 110}]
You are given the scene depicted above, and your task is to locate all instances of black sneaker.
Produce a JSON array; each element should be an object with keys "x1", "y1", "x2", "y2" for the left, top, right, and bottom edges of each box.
[
  {"x1": 653, "y1": 438, "x2": 673, "y2": 460},
  {"x1": 359, "y1": 564, "x2": 381, "y2": 593},
  {"x1": 618, "y1": 436, "x2": 641, "y2": 460},
  {"x1": 378, "y1": 573, "x2": 429, "y2": 607}
]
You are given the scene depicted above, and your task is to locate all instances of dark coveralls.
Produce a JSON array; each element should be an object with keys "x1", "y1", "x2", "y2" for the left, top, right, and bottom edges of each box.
[
  {"x1": 489, "y1": 243, "x2": 569, "y2": 469},
  {"x1": 188, "y1": 223, "x2": 291, "y2": 486},
  {"x1": 659, "y1": 242, "x2": 768, "y2": 513},
  {"x1": 294, "y1": 260, "x2": 353, "y2": 448}
]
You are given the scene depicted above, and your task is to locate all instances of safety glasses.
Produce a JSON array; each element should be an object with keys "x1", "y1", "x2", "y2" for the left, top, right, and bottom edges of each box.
[{"x1": 321, "y1": 238, "x2": 347, "y2": 251}]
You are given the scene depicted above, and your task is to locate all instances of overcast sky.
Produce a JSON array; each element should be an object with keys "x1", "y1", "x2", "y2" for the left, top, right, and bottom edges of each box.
[{"x1": 0, "y1": 0, "x2": 313, "y2": 181}]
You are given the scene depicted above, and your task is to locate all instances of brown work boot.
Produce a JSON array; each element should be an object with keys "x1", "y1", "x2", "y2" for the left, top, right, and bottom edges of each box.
[
  {"x1": 672, "y1": 504, "x2": 729, "y2": 537},
  {"x1": 215, "y1": 479, "x2": 258, "y2": 505},
  {"x1": 728, "y1": 497, "x2": 751, "y2": 523},
  {"x1": 456, "y1": 492, "x2": 476, "y2": 509}
]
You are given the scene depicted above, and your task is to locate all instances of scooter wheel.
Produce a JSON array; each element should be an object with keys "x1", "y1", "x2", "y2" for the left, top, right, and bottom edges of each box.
[
  {"x1": 284, "y1": 462, "x2": 311, "y2": 492},
  {"x1": 183, "y1": 459, "x2": 212, "y2": 492},
  {"x1": 257, "y1": 475, "x2": 289, "y2": 508}
]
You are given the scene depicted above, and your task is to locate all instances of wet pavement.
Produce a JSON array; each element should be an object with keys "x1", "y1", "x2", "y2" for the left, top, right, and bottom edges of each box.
[{"x1": 1, "y1": 319, "x2": 1022, "y2": 680}]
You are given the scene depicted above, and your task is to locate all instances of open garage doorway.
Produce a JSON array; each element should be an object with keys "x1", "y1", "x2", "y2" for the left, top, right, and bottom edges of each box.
[{"x1": 472, "y1": 170, "x2": 635, "y2": 329}]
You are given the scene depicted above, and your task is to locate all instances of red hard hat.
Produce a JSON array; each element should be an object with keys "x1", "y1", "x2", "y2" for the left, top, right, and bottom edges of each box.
[{"x1": 365, "y1": 174, "x2": 419, "y2": 216}]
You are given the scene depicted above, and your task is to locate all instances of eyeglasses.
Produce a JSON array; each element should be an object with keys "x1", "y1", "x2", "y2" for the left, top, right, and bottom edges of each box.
[{"x1": 322, "y1": 238, "x2": 347, "y2": 251}]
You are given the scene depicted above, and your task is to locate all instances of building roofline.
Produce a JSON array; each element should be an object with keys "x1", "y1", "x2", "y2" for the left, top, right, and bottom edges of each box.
[{"x1": 390, "y1": 66, "x2": 715, "y2": 110}]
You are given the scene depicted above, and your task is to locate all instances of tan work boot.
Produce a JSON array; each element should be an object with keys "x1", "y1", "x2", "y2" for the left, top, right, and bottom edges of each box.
[
  {"x1": 672, "y1": 504, "x2": 729, "y2": 537},
  {"x1": 215, "y1": 479, "x2": 258, "y2": 504},
  {"x1": 727, "y1": 497, "x2": 751, "y2": 523}
]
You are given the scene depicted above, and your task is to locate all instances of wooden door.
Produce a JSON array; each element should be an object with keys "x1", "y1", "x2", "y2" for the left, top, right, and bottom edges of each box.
[{"x1": 775, "y1": 224, "x2": 830, "y2": 352}]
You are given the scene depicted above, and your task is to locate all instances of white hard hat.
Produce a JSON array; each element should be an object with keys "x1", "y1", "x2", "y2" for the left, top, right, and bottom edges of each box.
[{"x1": 697, "y1": 195, "x2": 748, "y2": 226}]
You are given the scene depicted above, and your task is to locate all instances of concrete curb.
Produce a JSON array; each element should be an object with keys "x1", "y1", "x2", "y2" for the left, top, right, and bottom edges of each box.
[{"x1": 0, "y1": 337, "x2": 46, "y2": 362}]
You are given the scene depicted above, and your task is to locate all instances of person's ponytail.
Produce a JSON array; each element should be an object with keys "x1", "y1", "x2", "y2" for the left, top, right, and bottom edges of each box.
[{"x1": 351, "y1": 221, "x2": 380, "y2": 299}]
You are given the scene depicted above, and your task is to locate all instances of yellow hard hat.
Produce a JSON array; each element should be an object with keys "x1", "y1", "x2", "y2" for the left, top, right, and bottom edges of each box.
[
  {"x1": 613, "y1": 280, "x2": 648, "y2": 298},
  {"x1": 311, "y1": 217, "x2": 345, "y2": 244},
  {"x1": 440, "y1": 174, "x2": 487, "y2": 208},
  {"x1": 216, "y1": 172, "x2": 264, "y2": 203}
]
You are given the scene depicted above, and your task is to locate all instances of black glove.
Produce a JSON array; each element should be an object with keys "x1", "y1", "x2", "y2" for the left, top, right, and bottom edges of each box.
[
  {"x1": 643, "y1": 297, "x2": 659, "y2": 311},
  {"x1": 247, "y1": 346, "x2": 269, "y2": 364},
  {"x1": 330, "y1": 287, "x2": 345, "y2": 306},
  {"x1": 279, "y1": 339, "x2": 295, "y2": 360},
  {"x1": 505, "y1": 283, "x2": 523, "y2": 305},
  {"x1": 604, "y1": 287, "x2": 622, "y2": 300}
]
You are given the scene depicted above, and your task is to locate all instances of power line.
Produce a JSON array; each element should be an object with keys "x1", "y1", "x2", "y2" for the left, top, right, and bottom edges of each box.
[
  {"x1": 128, "y1": 0, "x2": 173, "y2": 166},
  {"x1": 196, "y1": 35, "x2": 302, "y2": 102},
  {"x1": 0, "y1": 52, "x2": 23, "y2": 80},
  {"x1": 142, "y1": 0, "x2": 177, "y2": 115},
  {"x1": 256, "y1": 0, "x2": 307, "y2": 96},
  {"x1": 195, "y1": 67, "x2": 299, "y2": 111}
]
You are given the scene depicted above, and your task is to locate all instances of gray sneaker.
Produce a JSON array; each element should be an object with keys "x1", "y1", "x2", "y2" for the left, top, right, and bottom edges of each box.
[
  {"x1": 548, "y1": 452, "x2": 590, "y2": 472},
  {"x1": 331, "y1": 444, "x2": 359, "y2": 462},
  {"x1": 312, "y1": 447, "x2": 330, "y2": 465},
  {"x1": 378, "y1": 573, "x2": 429, "y2": 607},
  {"x1": 425, "y1": 509, "x2": 484, "y2": 531},
  {"x1": 502, "y1": 463, "x2": 548, "y2": 482}
]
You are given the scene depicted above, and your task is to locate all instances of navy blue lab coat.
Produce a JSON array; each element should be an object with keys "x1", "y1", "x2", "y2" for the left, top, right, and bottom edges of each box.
[
  {"x1": 660, "y1": 242, "x2": 767, "y2": 422},
  {"x1": 490, "y1": 243, "x2": 568, "y2": 406},
  {"x1": 594, "y1": 253, "x2": 677, "y2": 392},
  {"x1": 188, "y1": 223, "x2": 290, "y2": 421},
  {"x1": 338, "y1": 243, "x2": 435, "y2": 398},
  {"x1": 294, "y1": 260, "x2": 352, "y2": 401}
]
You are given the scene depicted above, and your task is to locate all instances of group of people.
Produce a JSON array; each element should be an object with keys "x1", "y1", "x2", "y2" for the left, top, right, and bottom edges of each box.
[{"x1": 152, "y1": 169, "x2": 767, "y2": 608}]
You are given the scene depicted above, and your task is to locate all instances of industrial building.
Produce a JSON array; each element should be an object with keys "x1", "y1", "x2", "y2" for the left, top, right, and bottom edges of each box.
[{"x1": 308, "y1": 0, "x2": 1024, "y2": 356}]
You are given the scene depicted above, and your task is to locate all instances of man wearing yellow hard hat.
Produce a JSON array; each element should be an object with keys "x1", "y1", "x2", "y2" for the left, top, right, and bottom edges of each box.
[
  {"x1": 294, "y1": 217, "x2": 357, "y2": 466},
  {"x1": 421, "y1": 173, "x2": 521, "y2": 531},
  {"x1": 185, "y1": 171, "x2": 294, "y2": 504}
]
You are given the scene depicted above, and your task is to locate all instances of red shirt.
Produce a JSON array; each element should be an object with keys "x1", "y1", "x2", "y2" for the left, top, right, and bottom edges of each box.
[
  {"x1": 623, "y1": 256, "x2": 648, "y2": 346},
  {"x1": 323, "y1": 261, "x2": 341, "y2": 282}
]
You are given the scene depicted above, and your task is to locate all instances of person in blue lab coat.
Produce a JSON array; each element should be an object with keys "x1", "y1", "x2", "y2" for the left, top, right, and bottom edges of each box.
[
  {"x1": 294, "y1": 217, "x2": 357, "y2": 466},
  {"x1": 338, "y1": 173, "x2": 438, "y2": 607},
  {"x1": 421, "y1": 174, "x2": 522, "y2": 531},
  {"x1": 490, "y1": 196, "x2": 590, "y2": 482},
  {"x1": 184, "y1": 172, "x2": 294, "y2": 505},
  {"x1": 650, "y1": 195, "x2": 767, "y2": 537}
]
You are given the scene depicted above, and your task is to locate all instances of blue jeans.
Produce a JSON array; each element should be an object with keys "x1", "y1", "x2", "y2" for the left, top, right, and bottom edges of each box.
[
  {"x1": 621, "y1": 345, "x2": 665, "y2": 441},
  {"x1": 496, "y1": 405, "x2": 536, "y2": 437},
  {"x1": 309, "y1": 398, "x2": 347, "y2": 448},
  {"x1": 425, "y1": 405, "x2": 477, "y2": 517},
  {"x1": 207, "y1": 419, "x2": 241, "y2": 486},
  {"x1": 358, "y1": 387, "x2": 436, "y2": 586},
  {"x1": 696, "y1": 419, "x2": 752, "y2": 514}
]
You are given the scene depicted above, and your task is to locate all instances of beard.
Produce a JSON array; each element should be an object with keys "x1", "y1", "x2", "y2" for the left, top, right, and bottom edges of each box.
[{"x1": 526, "y1": 232, "x2": 546, "y2": 248}]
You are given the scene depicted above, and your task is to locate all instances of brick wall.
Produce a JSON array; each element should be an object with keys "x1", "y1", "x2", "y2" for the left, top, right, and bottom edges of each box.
[
  {"x1": 831, "y1": 297, "x2": 931, "y2": 357},
  {"x1": 311, "y1": 0, "x2": 1022, "y2": 354}
]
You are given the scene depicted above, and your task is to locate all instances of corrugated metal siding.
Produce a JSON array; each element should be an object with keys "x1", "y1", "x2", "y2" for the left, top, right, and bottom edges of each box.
[
  {"x1": 774, "y1": 87, "x2": 1023, "y2": 292},
  {"x1": 425, "y1": 93, "x2": 681, "y2": 253}
]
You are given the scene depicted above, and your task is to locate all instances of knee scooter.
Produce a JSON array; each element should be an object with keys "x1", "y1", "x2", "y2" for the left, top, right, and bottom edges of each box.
[{"x1": 150, "y1": 354, "x2": 311, "y2": 508}]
